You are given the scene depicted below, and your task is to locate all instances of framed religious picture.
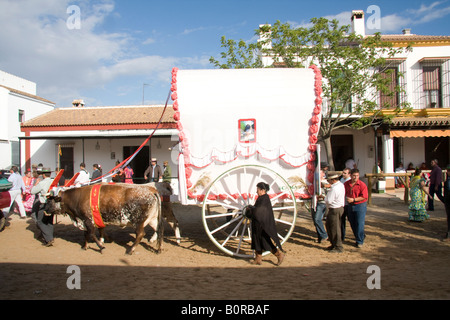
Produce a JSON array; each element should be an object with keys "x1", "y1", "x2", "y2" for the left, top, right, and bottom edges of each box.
[{"x1": 238, "y1": 119, "x2": 256, "y2": 143}]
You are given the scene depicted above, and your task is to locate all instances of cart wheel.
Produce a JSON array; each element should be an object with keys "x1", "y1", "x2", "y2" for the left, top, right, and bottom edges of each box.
[{"x1": 201, "y1": 165, "x2": 297, "y2": 258}]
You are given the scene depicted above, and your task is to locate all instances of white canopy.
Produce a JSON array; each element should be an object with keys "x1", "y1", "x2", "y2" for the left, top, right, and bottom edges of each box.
[{"x1": 171, "y1": 67, "x2": 322, "y2": 204}]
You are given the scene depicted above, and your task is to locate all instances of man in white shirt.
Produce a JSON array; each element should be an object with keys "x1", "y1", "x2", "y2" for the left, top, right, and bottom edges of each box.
[
  {"x1": 74, "y1": 162, "x2": 90, "y2": 186},
  {"x1": 7, "y1": 166, "x2": 27, "y2": 218},
  {"x1": 325, "y1": 174, "x2": 346, "y2": 253}
]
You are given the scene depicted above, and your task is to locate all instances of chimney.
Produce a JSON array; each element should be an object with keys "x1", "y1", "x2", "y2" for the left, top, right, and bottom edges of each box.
[
  {"x1": 72, "y1": 99, "x2": 85, "y2": 107},
  {"x1": 258, "y1": 24, "x2": 272, "y2": 50},
  {"x1": 351, "y1": 10, "x2": 365, "y2": 37},
  {"x1": 402, "y1": 28, "x2": 411, "y2": 35}
]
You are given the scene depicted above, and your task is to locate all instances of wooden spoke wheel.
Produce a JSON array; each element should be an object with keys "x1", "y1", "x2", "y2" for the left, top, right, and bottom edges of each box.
[{"x1": 201, "y1": 165, "x2": 297, "y2": 258}]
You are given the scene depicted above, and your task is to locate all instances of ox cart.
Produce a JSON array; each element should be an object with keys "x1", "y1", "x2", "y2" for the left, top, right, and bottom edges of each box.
[{"x1": 170, "y1": 66, "x2": 322, "y2": 258}]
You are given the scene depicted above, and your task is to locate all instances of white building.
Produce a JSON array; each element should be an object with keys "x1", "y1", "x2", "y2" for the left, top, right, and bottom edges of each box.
[
  {"x1": 17, "y1": 10, "x2": 450, "y2": 196},
  {"x1": 260, "y1": 10, "x2": 450, "y2": 192},
  {"x1": 0, "y1": 70, "x2": 55, "y2": 170},
  {"x1": 20, "y1": 103, "x2": 179, "y2": 196}
]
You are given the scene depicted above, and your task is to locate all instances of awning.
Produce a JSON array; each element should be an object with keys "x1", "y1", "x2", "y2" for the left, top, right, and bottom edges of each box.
[
  {"x1": 384, "y1": 58, "x2": 407, "y2": 65},
  {"x1": 418, "y1": 56, "x2": 450, "y2": 64},
  {"x1": 390, "y1": 129, "x2": 450, "y2": 138}
]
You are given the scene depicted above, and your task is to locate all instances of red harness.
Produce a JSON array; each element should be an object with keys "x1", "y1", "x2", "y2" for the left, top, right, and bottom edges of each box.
[{"x1": 90, "y1": 184, "x2": 105, "y2": 228}]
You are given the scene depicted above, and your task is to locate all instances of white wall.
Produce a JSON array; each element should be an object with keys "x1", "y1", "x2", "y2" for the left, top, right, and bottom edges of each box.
[
  {"x1": 398, "y1": 45, "x2": 450, "y2": 109},
  {"x1": 0, "y1": 70, "x2": 36, "y2": 95},
  {"x1": 0, "y1": 87, "x2": 54, "y2": 169},
  {"x1": 402, "y1": 137, "x2": 426, "y2": 168},
  {"x1": 319, "y1": 128, "x2": 378, "y2": 183}
]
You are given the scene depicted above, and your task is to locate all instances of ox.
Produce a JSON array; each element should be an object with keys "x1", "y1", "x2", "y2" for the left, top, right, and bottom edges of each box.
[
  {"x1": 149, "y1": 182, "x2": 181, "y2": 244},
  {"x1": 47, "y1": 183, "x2": 165, "y2": 255}
]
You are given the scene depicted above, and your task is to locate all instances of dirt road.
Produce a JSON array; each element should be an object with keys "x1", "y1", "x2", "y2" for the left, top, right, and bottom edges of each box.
[{"x1": 0, "y1": 192, "x2": 449, "y2": 301}]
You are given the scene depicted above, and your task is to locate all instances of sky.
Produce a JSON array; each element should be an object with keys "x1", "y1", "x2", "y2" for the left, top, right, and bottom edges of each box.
[{"x1": 1, "y1": 0, "x2": 450, "y2": 109}]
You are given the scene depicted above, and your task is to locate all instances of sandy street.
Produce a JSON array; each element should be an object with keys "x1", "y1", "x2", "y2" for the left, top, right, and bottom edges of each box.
[{"x1": 0, "y1": 191, "x2": 449, "y2": 301}]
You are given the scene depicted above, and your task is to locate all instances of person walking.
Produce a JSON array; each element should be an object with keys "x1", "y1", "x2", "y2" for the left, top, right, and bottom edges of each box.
[
  {"x1": 31, "y1": 168, "x2": 54, "y2": 246},
  {"x1": 428, "y1": 159, "x2": 445, "y2": 211},
  {"x1": 22, "y1": 169, "x2": 36, "y2": 214},
  {"x1": 409, "y1": 168, "x2": 431, "y2": 222},
  {"x1": 246, "y1": 182, "x2": 285, "y2": 266},
  {"x1": 325, "y1": 174, "x2": 345, "y2": 253},
  {"x1": 312, "y1": 169, "x2": 329, "y2": 243},
  {"x1": 344, "y1": 169, "x2": 368, "y2": 248},
  {"x1": 7, "y1": 166, "x2": 27, "y2": 219}
]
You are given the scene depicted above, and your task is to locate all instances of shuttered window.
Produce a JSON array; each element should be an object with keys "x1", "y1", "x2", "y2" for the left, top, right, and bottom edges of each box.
[
  {"x1": 423, "y1": 66, "x2": 440, "y2": 90},
  {"x1": 423, "y1": 66, "x2": 441, "y2": 108},
  {"x1": 380, "y1": 67, "x2": 398, "y2": 108}
]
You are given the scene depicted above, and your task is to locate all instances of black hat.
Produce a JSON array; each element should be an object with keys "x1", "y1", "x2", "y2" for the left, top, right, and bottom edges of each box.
[{"x1": 40, "y1": 167, "x2": 52, "y2": 174}]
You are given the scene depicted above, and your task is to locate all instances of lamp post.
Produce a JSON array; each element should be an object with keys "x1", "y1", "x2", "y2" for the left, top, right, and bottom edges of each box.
[
  {"x1": 142, "y1": 83, "x2": 150, "y2": 105},
  {"x1": 372, "y1": 121, "x2": 383, "y2": 173}
]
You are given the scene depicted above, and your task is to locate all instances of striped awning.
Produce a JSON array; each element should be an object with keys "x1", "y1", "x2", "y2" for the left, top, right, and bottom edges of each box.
[
  {"x1": 390, "y1": 129, "x2": 450, "y2": 138},
  {"x1": 418, "y1": 57, "x2": 450, "y2": 64}
]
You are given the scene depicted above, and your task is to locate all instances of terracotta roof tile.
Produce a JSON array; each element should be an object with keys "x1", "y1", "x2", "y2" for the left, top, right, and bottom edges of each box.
[
  {"x1": 380, "y1": 34, "x2": 450, "y2": 41},
  {"x1": 21, "y1": 105, "x2": 175, "y2": 128}
]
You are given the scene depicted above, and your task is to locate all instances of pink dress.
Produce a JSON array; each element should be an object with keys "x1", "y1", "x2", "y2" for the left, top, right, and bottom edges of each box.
[
  {"x1": 23, "y1": 177, "x2": 36, "y2": 213},
  {"x1": 124, "y1": 167, "x2": 134, "y2": 184}
]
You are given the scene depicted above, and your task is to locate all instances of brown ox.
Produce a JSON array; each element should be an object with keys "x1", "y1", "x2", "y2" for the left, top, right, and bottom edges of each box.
[
  {"x1": 149, "y1": 182, "x2": 181, "y2": 244},
  {"x1": 47, "y1": 183, "x2": 164, "y2": 255}
]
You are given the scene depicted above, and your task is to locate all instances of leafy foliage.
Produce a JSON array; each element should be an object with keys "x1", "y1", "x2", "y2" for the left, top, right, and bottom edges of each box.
[{"x1": 210, "y1": 17, "x2": 412, "y2": 169}]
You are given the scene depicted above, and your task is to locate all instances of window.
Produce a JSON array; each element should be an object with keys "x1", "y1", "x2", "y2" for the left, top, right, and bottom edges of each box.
[
  {"x1": 423, "y1": 66, "x2": 441, "y2": 108},
  {"x1": 18, "y1": 109, "x2": 24, "y2": 122},
  {"x1": 335, "y1": 100, "x2": 352, "y2": 113},
  {"x1": 10, "y1": 141, "x2": 19, "y2": 166},
  {"x1": 380, "y1": 67, "x2": 399, "y2": 109}
]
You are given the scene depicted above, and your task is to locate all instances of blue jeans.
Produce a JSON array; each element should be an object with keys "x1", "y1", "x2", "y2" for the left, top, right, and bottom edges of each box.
[
  {"x1": 347, "y1": 202, "x2": 367, "y2": 245},
  {"x1": 312, "y1": 202, "x2": 328, "y2": 241},
  {"x1": 341, "y1": 205, "x2": 348, "y2": 240}
]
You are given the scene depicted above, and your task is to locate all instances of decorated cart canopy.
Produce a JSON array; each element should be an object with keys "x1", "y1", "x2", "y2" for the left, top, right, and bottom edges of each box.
[
  {"x1": 171, "y1": 67, "x2": 322, "y2": 203},
  {"x1": 170, "y1": 66, "x2": 322, "y2": 257}
]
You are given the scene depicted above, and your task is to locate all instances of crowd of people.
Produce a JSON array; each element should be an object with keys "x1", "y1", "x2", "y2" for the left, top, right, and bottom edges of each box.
[
  {"x1": 1, "y1": 157, "x2": 449, "y2": 256},
  {"x1": 311, "y1": 158, "x2": 450, "y2": 254},
  {"x1": 311, "y1": 167, "x2": 369, "y2": 253},
  {"x1": 0, "y1": 158, "x2": 173, "y2": 246}
]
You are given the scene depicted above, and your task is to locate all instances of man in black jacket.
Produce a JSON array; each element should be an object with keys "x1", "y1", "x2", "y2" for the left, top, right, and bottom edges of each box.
[
  {"x1": 144, "y1": 158, "x2": 162, "y2": 183},
  {"x1": 246, "y1": 182, "x2": 285, "y2": 266}
]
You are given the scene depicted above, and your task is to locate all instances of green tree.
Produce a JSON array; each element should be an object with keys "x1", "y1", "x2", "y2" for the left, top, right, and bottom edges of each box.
[
  {"x1": 210, "y1": 18, "x2": 411, "y2": 170},
  {"x1": 209, "y1": 36, "x2": 263, "y2": 69}
]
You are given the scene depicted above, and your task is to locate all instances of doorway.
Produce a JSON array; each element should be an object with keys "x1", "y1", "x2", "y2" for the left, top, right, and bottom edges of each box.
[
  {"x1": 425, "y1": 137, "x2": 449, "y2": 167},
  {"x1": 123, "y1": 146, "x2": 149, "y2": 184},
  {"x1": 331, "y1": 135, "x2": 354, "y2": 170},
  {"x1": 58, "y1": 145, "x2": 74, "y2": 179}
]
